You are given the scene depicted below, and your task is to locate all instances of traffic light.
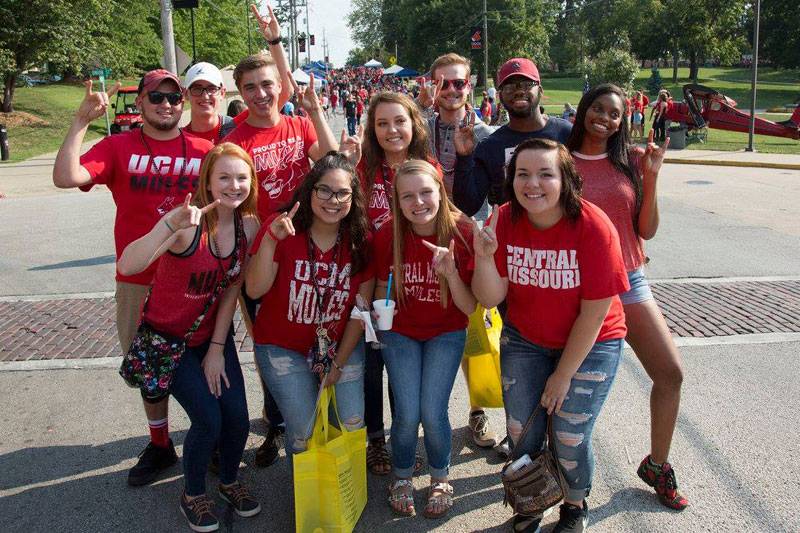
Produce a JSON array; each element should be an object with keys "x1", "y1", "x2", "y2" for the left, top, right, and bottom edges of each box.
[
  {"x1": 299, "y1": 37, "x2": 306, "y2": 53},
  {"x1": 173, "y1": 0, "x2": 199, "y2": 8},
  {"x1": 310, "y1": 35, "x2": 315, "y2": 46}
]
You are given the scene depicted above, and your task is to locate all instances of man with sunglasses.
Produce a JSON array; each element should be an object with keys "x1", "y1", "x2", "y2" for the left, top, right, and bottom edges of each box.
[
  {"x1": 452, "y1": 57, "x2": 572, "y2": 217},
  {"x1": 53, "y1": 69, "x2": 214, "y2": 487},
  {"x1": 183, "y1": 62, "x2": 236, "y2": 144}
]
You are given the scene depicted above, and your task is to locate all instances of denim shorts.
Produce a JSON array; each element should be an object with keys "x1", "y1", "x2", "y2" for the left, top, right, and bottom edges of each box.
[{"x1": 620, "y1": 267, "x2": 653, "y2": 305}]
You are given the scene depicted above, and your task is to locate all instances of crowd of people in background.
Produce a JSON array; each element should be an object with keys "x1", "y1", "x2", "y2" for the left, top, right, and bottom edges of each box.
[{"x1": 51, "y1": 3, "x2": 690, "y2": 531}]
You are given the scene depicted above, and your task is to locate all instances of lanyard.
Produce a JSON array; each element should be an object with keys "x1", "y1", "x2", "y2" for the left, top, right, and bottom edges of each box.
[
  {"x1": 139, "y1": 128, "x2": 187, "y2": 182},
  {"x1": 306, "y1": 231, "x2": 343, "y2": 334}
]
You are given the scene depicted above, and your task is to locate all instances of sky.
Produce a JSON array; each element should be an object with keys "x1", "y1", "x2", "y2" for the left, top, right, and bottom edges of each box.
[{"x1": 295, "y1": 0, "x2": 355, "y2": 68}]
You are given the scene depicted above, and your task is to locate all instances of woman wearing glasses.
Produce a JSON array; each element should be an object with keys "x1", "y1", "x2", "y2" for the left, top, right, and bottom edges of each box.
[{"x1": 246, "y1": 152, "x2": 373, "y2": 458}]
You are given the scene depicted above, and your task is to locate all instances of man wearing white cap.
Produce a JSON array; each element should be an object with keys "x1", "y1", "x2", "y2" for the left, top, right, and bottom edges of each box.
[{"x1": 183, "y1": 62, "x2": 237, "y2": 144}]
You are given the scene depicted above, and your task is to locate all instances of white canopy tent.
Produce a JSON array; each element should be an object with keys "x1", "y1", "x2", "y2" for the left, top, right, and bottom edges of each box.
[
  {"x1": 383, "y1": 64, "x2": 404, "y2": 75},
  {"x1": 364, "y1": 59, "x2": 383, "y2": 68},
  {"x1": 291, "y1": 68, "x2": 326, "y2": 85}
]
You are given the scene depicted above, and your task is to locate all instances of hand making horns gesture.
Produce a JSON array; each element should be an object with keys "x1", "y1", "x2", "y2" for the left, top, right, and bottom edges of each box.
[
  {"x1": 77, "y1": 80, "x2": 120, "y2": 125},
  {"x1": 473, "y1": 205, "x2": 500, "y2": 258},
  {"x1": 642, "y1": 128, "x2": 670, "y2": 179},
  {"x1": 418, "y1": 75, "x2": 443, "y2": 109},
  {"x1": 422, "y1": 238, "x2": 458, "y2": 278},
  {"x1": 250, "y1": 2, "x2": 281, "y2": 43},
  {"x1": 267, "y1": 201, "x2": 300, "y2": 241},
  {"x1": 291, "y1": 72, "x2": 321, "y2": 113},
  {"x1": 339, "y1": 124, "x2": 364, "y2": 166},
  {"x1": 165, "y1": 193, "x2": 220, "y2": 231},
  {"x1": 453, "y1": 103, "x2": 477, "y2": 156}
]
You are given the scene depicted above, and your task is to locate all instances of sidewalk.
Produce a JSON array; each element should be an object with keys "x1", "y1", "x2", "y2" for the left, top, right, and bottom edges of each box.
[{"x1": 663, "y1": 148, "x2": 800, "y2": 169}]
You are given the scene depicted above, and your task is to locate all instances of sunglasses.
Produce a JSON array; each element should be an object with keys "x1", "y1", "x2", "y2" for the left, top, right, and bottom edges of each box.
[
  {"x1": 147, "y1": 91, "x2": 183, "y2": 105},
  {"x1": 188, "y1": 85, "x2": 221, "y2": 97},
  {"x1": 501, "y1": 80, "x2": 540, "y2": 93},
  {"x1": 440, "y1": 78, "x2": 468, "y2": 91}
]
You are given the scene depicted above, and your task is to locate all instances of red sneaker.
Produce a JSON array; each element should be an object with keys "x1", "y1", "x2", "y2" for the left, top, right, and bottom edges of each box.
[{"x1": 637, "y1": 455, "x2": 689, "y2": 510}]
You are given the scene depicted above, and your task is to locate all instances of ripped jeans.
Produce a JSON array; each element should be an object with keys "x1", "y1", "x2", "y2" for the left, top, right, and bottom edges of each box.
[
  {"x1": 254, "y1": 340, "x2": 365, "y2": 455},
  {"x1": 500, "y1": 323, "x2": 622, "y2": 503}
]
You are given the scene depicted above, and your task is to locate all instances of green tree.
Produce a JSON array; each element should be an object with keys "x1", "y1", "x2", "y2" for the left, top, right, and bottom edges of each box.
[
  {"x1": 587, "y1": 48, "x2": 639, "y2": 91},
  {"x1": 172, "y1": 0, "x2": 254, "y2": 69},
  {"x1": 759, "y1": 0, "x2": 800, "y2": 69}
]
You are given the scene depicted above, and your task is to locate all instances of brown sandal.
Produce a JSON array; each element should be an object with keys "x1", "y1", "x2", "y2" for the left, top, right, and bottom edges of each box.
[
  {"x1": 367, "y1": 438, "x2": 391, "y2": 476},
  {"x1": 388, "y1": 478, "x2": 415, "y2": 516},
  {"x1": 423, "y1": 481, "x2": 453, "y2": 519}
]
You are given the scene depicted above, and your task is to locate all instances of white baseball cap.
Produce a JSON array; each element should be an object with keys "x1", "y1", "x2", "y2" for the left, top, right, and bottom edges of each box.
[{"x1": 185, "y1": 62, "x2": 223, "y2": 88}]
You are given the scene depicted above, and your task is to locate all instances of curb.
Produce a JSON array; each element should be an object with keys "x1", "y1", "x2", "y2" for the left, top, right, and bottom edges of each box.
[{"x1": 664, "y1": 158, "x2": 800, "y2": 170}]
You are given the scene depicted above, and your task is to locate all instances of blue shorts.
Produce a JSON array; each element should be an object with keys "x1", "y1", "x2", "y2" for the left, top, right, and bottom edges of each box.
[{"x1": 620, "y1": 267, "x2": 653, "y2": 305}]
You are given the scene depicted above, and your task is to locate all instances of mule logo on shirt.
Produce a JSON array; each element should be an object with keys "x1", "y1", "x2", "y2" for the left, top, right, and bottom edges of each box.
[
  {"x1": 127, "y1": 154, "x2": 202, "y2": 195},
  {"x1": 186, "y1": 268, "x2": 222, "y2": 299},
  {"x1": 250, "y1": 137, "x2": 306, "y2": 199},
  {"x1": 506, "y1": 246, "x2": 580, "y2": 289},
  {"x1": 287, "y1": 259, "x2": 352, "y2": 324}
]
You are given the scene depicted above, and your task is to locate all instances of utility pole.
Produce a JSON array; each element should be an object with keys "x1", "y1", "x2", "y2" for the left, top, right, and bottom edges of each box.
[
  {"x1": 483, "y1": 0, "x2": 488, "y2": 90},
  {"x1": 305, "y1": 0, "x2": 311, "y2": 63},
  {"x1": 245, "y1": 0, "x2": 252, "y2": 54},
  {"x1": 746, "y1": 0, "x2": 761, "y2": 152},
  {"x1": 160, "y1": 0, "x2": 178, "y2": 74}
]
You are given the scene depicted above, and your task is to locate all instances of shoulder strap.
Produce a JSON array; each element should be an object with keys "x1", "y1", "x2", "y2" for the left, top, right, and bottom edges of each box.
[{"x1": 509, "y1": 404, "x2": 559, "y2": 463}]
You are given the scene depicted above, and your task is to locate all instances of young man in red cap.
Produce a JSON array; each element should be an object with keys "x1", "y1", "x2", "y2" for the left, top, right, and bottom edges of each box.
[
  {"x1": 452, "y1": 57, "x2": 572, "y2": 217},
  {"x1": 53, "y1": 69, "x2": 214, "y2": 487}
]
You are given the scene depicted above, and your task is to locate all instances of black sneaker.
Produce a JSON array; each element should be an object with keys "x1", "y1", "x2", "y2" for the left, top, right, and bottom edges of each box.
[
  {"x1": 254, "y1": 427, "x2": 281, "y2": 468},
  {"x1": 127, "y1": 439, "x2": 178, "y2": 487},
  {"x1": 496, "y1": 435, "x2": 511, "y2": 460},
  {"x1": 180, "y1": 492, "x2": 219, "y2": 532},
  {"x1": 219, "y1": 481, "x2": 262, "y2": 517},
  {"x1": 512, "y1": 513, "x2": 542, "y2": 533},
  {"x1": 553, "y1": 500, "x2": 588, "y2": 533}
]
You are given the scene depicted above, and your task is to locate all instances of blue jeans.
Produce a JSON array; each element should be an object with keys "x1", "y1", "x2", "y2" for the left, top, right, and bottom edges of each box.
[
  {"x1": 170, "y1": 334, "x2": 249, "y2": 496},
  {"x1": 380, "y1": 329, "x2": 466, "y2": 479},
  {"x1": 500, "y1": 323, "x2": 622, "y2": 503},
  {"x1": 346, "y1": 116, "x2": 357, "y2": 136},
  {"x1": 254, "y1": 341, "x2": 365, "y2": 455}
]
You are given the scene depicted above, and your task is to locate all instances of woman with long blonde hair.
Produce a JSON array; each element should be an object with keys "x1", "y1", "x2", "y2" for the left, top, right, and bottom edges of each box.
[{"x1": 373, "y1": 159, "x2": 475, "y2": 519}]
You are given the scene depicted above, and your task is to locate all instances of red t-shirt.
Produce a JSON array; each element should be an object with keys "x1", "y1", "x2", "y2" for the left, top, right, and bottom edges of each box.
[
  {"x1": 491, "y1": 201, "x2": 629, "y2": 348},
  {"x1": 572, "y1": 151, "x2": 646, "y2": 271},
  {"x1": 625, "y1": 98, "x2": 632, "y2": 117},
  {"x1": 374, "y1": 218, "x2": 474, "y2": 340},
  {"x1": 250, "y1": 227, "x2": 368, "y2": 353},
  {"x1": 356, "y1": 101, "x2": 364, "y2": 115},
  {"x1": 79, "y1": 130, "x2": 213, "y2": 285},
  {"x1": 222, "y1": 116, "x2": 318, "y2": 220},
  {"x1": 642, "y1": 94, "x2": 650, "y2": 107},
  {"x1": 356, "y1": 158, "x2": 444, "y2": 231},
  {"x1": 144, "y1": 223, "x2": 244, "y2": 346},
  {"x1": 184, "y1": 116, "x2": 224, "y2": 144}
]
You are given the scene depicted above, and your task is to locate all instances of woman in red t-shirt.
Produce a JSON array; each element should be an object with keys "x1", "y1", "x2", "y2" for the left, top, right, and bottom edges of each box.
[
  {"x1": 117, "y1": 143, "x2": 262, "y2": 530},
  {"x1": 245, "y1": 153, "x2": 373, "y2": 460},
  {"x1": 375, "y1": 160, "x2": 476, "y2": 519},
  {"x1": 472, "y1": 138, "x2": 629, "y2": 532},
  {"x1": 566, "y1": 83, "x2": 688, "y2": 511}
]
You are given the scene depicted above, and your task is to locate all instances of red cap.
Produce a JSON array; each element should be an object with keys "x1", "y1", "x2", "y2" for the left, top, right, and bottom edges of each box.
[
  {"x1": 137, "y1": 69, "x2": 182, "y2": 95},
  {"x1": 496, "y1": 58, "x2": 540, "y2": 87}
]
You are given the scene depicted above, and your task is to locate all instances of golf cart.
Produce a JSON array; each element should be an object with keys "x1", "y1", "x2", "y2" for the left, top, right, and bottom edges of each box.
[{"x1": 110, "y1": 86, "x2": 142, "y2": 134}]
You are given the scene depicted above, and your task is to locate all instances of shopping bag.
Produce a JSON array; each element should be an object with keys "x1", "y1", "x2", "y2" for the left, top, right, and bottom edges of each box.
[
  {"x1": 464, "y1": 305, "x2": 504, "y2": 408},
  {"x1": 293, "y1": 386, "x2": 367, "y2": 533}
]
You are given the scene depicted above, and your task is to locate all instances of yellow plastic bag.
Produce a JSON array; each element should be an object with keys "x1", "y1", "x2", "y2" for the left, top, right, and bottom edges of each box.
[
  {"x1": 464, "y1": 305, "x2": 504, "y2": 408},
  {"x1": 293, "y1": 386, "x2": 367, "y2": 533}
]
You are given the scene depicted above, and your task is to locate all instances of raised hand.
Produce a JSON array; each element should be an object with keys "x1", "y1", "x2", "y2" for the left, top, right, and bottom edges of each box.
[
  {"x1": 642, "y1": 128, "x2": 670, "y2": 179},
  {"x1": 339, "y1": 124, "x2": 363, "y2": 166},
  {"x1": 422, "y1": 238, "x2": 457, "y2": 277},
  {"x1": 292, "y1": 72, "x2": 321, "y2": 113},
  {"x1": 453, "y1": 104, "x2": 477, "y2": 155},
  {"x1": 418, "y1": 75, "x2": 443, "y2": 109},
  {"x1": 267, "y1": 201, "x2": 300, "y2": 241},
  {"x1": 473, "y1": 205, "x2": 499, "y2": 258},
  {"x1": 165, "y1": 193, "x2": 220, "y2": 231},
  {"x1": 76, "y1": 80, "x2": 120, "y2": 125},
  {"x1": 250, "y1": 2, "x2": 281, "y2": 43}
]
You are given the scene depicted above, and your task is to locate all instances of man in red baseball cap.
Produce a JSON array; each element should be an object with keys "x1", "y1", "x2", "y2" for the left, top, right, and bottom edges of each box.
[
  {"x1": 452, "y1": 57, "x2": 572, "y2": 217},
  {"x1": 53, "y1": 68, "x2": 214, "y2": 487}
]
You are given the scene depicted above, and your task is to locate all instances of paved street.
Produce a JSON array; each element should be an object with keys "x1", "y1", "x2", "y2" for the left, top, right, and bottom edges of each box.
[{"x1": 1, "y1": 112, "x2": 799, "y2": 532}]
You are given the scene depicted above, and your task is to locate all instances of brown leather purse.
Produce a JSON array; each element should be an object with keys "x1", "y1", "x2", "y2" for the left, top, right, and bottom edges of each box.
[{"x1": 501, "y1": 405, "x2": 568, "y2": 516}]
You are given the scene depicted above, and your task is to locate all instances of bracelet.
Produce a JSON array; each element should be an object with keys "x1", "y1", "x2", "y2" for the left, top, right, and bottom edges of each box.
[
  {"x1": 265, "y1": 224, "x2": 279, "y2": 242},
  {"x1": 332, "y1": 360, "x2": 343, "y2": 371},
  {"x1": 210, "y1": 340, "x2": 225, "y2": 346},
  {"x1": 164, "y1": 218, "x2": 177, "y2": 233},
  {"x1": 267, "y1": 35, "x2": 282, "y2": 46}
]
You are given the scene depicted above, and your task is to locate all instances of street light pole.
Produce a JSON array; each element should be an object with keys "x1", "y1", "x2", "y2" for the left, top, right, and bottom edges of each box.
[
  {"x1": 746, "y1": 0, "x2": 761, "y2": 152},
  {"x1": 159, "y1": 0, "x2": 178, "y2": 74},
  {"x1": 483, "y1": 0, "x2": 488, "y2": 90},
  {"x1": 245, "y1": 0, "x2": 252, "y2": 54}
]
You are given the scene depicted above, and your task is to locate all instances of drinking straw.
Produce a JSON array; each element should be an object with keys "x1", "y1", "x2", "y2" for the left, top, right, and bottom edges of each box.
[{"x1": 385, "y1": 267, "x2": 393, "y2": 306}]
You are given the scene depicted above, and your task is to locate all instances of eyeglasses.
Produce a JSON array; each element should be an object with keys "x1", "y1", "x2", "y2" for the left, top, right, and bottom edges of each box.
[
  {"x1": 314, "y1": 186, "x2": 353, "y2": 202},
  {"x1": 147, "y1": 91, "x2": 183, "y2": 105},
  {"x1": 501, "y1": 80, "x2": 539, "y2": 93},
  {"x1": 441, "y1": 78, "x2": 468, "y2": 91},
  {"x1": 188, "y1": 85, "x2": 221, "y2": 97}
]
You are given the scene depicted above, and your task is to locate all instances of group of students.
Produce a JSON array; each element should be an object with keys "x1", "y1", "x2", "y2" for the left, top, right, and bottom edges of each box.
[{"x1": 52, "y1": 5, "x2": 688, "y2": 531}]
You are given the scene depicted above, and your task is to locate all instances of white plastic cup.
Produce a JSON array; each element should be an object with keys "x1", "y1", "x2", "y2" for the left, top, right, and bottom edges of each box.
[{"x1": 372, "y1": 299, "x2": 396, "y2": 331}]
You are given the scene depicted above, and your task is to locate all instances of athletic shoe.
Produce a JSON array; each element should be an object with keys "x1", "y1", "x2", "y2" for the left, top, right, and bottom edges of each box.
[
  {"x1": 180, "y1": 492, "x2": 219, "y2": 532},
  {"x1": 127, "y1": 439, "x2": 178, "y2": 487},
  {"x1": 637, "y1": 455, "x2": 689, "y2": 510},
  {"x1": 219, "y1": 481, "x2": 262, "y2": 517},
  {"x1": 469, "y1": 410, "x2": 498, "y2": 448},
  {"x1": 512, "y1": 513, "x2": 542, "y2": 533},
  {"x1": 552, "y1": 500, "x2": 588, "y2": 533},
  {"x1": 496, "y1": 435, "x2": 511, "y2": 460},
  {"x1": 255, "y1": 426, "x2": 281, "y2": 468}
]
